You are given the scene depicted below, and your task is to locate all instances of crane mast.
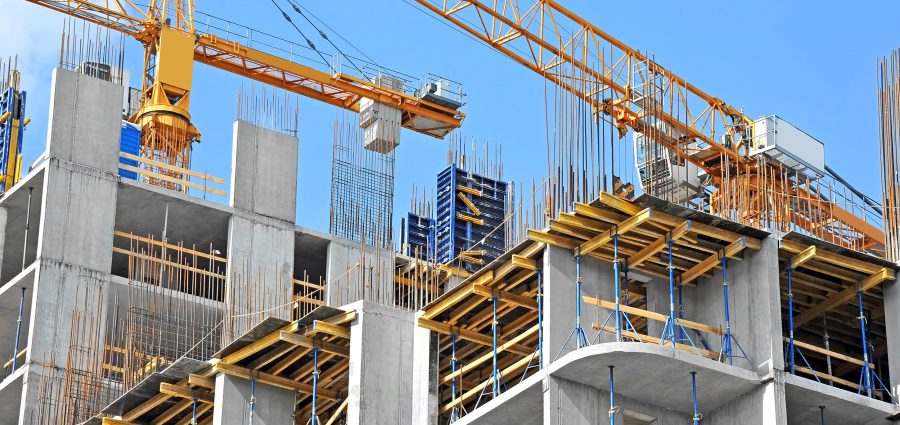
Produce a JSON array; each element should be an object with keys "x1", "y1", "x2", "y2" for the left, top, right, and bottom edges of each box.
[
  {"x1": 28, "y1": 0, "x2": 465, "y2": 176},
  {"x1": 414, "y1": 0, "x2": 884, "y2": 253}
]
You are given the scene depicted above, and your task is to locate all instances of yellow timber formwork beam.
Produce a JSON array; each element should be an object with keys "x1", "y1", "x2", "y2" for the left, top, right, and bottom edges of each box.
[
  {"x1": 793, "y1": 268, "x2": 893, "y2": 328},
  {"x1": 680, "y1": 237, "x2": 753, "y2": 285},
  {"x1": 577, "y1": 208, "x2": 653, "y2": 256}
]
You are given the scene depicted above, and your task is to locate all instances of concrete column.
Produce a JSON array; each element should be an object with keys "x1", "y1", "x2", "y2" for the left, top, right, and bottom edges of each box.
[
  {"x1": 732, "y1": 237, "x2": 784, "y2": 374},
  {"x1": 19, "y1": 68, "x2": 122, "y2": 424},
  {"x1": 225, "y1": 120, "x2": 298, "y2": 337},
  {"x1": 230, "y1": 121, "x2": 298, "y2": 223},
  {"x1": 224, "y1": 213, "x2": 294, "y2": 336},
  {"x1": 703, "y1": 376, "x2": 788, "y2": 425},
  {"x1": 882, "y1": 278, "x2": 900, "y2": 398},
  {"x1": 212, "y1": 373, "x2": 296, "y2": 425},
  {"x1": 325, "y1": 238, "x2": 394, "y2": 307},
  {"x1": 543, "y1": 375, "x2": 609, "y2": 425},
  {"x1": 410, "y1": 316, "x2": 439, "y2": 425},
  {"x1": 345, "y1": 300, "x2": 415, "y2": 425},
  {"x1": 542, "y1": 245, "x2": 613, "y2": 367}
]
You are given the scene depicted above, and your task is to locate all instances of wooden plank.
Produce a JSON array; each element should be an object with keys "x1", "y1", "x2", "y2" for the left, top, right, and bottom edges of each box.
[
  {"x1": 680, "y1": 237, "x2": 749, "y2": 284},
  {"x1": 421, "y1": 281, "x2": 476, "y2": 320},
  {"x1": 159, "y1": 382, "x2": 214, "y2": 403},
  {"x1": 325, "y1": 398, "x2": 350, "y2": 425},
  {"x1": 120, "y1": 152, "x2": 226, "y2": 184},
  {"x1": 472, "y1": 284, "x2": 538, "y2": 310},
  {"x1": 213, "y1": 362, "x2": 338, "y2": 400},
  {"x1": 279, "y1": 332, "x2": 350, "y2": 357},
  {"x1": 790, "y1": 245, "x2": 817, "y2": 270},
  {"x1": 417, "y1": 317, "x2": 532, "y2": 356},
  {"x1": 174, "y1": 403, "x2": 212, "y2": 425},
  {"x1": 457, "y1": 213, "x2": 484, "y2": 226},
  {"x1": 440, "y1": 355, "x2": 534, "y2": 413},
  {"x1": 794, "y1": 268, "x2": 893, "y2": 327},
  {"x1": 221, "y1": 321, "x2": 298, "y2": 364},
  {"x1": 151, "y1": 399, "x2": 192, "y2": 425},
  {"x1": 596, "y1": 192, "x2": 642, "y2": 215},
  {"x1": 579, "y1": 208, "x2": 652, "y2": 255},
  {"x1": 119, "y1": 164, "x2": 228, "y2": 196},
  {"x1": 628, "y1": 220, "x2": 691, "y2": 268},
  {"x1": 307, "y1": 321, "x2": 351, "y2": 339},
  {"x1": 511, "y1": 254, "x2": 538, "y2": 270},
  {"x1": 528, "y1": 229, "x2": 580, "y2": 249},
  {"x1": 113, "y1": 247, "x2": 225, "y2": 279},
  {"x1": 583, "y1": 296, "x2": 723, "y2": 335},
  {"x1": 783, "y1": 338, "x2": 872, "y2": 368},
  {"x1": 794, "y1": 366, "x2": 868, "y2": 391},
  {"x1": 188, "y1": 373, "x2": 215, "y2": 389},
  {"x1": 114, "y1": 230, "x2": 227, "y2": 262},
  {"x1": 123, "y1": 386, "x2": 178, "y2": 421},
  {"x1": 592, "y1": 324, "x2": 719, "y2": 360},
  {"x1": 441, "y1": 324, "x2": 539, "y2": 385}
]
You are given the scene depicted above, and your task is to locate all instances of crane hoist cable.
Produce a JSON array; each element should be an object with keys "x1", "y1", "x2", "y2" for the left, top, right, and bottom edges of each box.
[
  {"x1": 285, "y1": 0, "x2": 367, "y2": 77},
  {"x1": 269, "y1": 0, "x2": 334, "y2": 73},
  {"x1": 290, "y1": 1, "x2": 378, "y2": 66}
]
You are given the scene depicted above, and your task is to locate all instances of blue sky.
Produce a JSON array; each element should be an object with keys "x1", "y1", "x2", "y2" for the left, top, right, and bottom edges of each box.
[{"x1": 3, "y1": 0, "x2": 899, "y2": 237}]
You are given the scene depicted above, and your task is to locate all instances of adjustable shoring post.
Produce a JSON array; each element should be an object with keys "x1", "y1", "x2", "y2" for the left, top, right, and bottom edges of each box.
[
  {"x1": 248, "y1": 376, "x2": 256, "y2": 425},
  {"x1": 613, "y1": 232, "x2": 623, "y2": 341},
  {"x1": 475, "y1": 294, "x2": 505, "y2": 408},
  {"x1": 449, "y1": 334, "x2": 461, "y2": 423},
  {"x1": 608, "y1": 365, "x2": 618, "y2": 425},
  {"x1": 691, "y1": 372, "x2": 702, "y2": 425},
  {"x1": 858, "y1": 288, "x2": 873, "y2": 398},
  {"x1": 191, "y1": 397, "x2": 198, "y2": 425},
  {"x1": 309, "y1": 346, "x2": 321, "y2": 425},
  {"x1": 12, "y1": 287, "x2": 24, "y2": 370},
  {"x1": 521, "y1": 270, "x2": 543, "y2": 383},
  {"x1": 664, "y1": 237, "x2": 676, "y2": 347},
  {"x1": 785, "y1": 267, "x2": 818, "y2": 382},
  {"x1": 819, "y1": 405, "x2": 826, "y2": 425},
  {"x1": 722, "y1": 256, "x2": 733, "y2": 365},
  {"x1": 557, "y1": 249, "x2": 589, "y2": 360},
  {"x1": 787, "y1": 267, "x2": 796, "y2": 375}
]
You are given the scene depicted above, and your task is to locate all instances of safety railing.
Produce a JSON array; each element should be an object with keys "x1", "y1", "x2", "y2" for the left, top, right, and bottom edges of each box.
[{"x1": 119, "y1": 152, "x2": 227, "y2": 198}]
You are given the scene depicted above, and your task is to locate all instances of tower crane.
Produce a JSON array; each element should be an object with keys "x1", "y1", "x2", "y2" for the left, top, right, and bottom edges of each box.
[
  {"x1": 413, "y1": 0, "x2": 884, "y2": 254},
  {"x1": 27, "y1": 0, "x2": 464, "y2": 172}
]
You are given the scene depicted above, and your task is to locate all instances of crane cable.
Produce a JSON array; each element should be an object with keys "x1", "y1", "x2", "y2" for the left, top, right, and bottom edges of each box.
[
  {"x1": 289, "y1": 1, "x2": 379, "y2": 67},
  {"x1": 285, "y1": 0, "x2": 368, "y2": 77},
  {"x1": 269, "y1": 0, "x2": 334, "y2": 72}
]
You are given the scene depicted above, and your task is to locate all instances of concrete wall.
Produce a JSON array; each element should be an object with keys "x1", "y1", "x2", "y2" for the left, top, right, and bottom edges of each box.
[
  {"x1": 703, "y1": 377, "x2": 788, "y2": 425},
  {"x1": 884, "y1": 279, "x2": 900, "y2": 397},
  {"x1": 230, "y1": 121, "x2": 298, "y2": 223},
  {"x1": 212, "y1": 373, "x2": 296, "y2": 425},
  {"x1": 543, "y1": 245, "x2": 614, "y2": 366},
  {"x1": 225, "y1": 121, "x2": 298, "y2": 338},
  {"x1": 544, "y1": 375, "x2": 692, "y2": 425},
  {"x1": 345, "y1": 300, "x2": 416, "y2": 425},
  {"x1": 325, "y1": 237, "x2": 394, "y2": 307},
  {"x1": 19, "y1": 68, "x2": 122, "y2": 423},
  {"x1": 410, "y1": 317, "x2": 439, "y2": 425}
]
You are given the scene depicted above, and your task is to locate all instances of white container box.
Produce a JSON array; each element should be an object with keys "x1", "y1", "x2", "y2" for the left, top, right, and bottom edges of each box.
[{"x1": 750, "y1": 115, "x2": 825, "y2": 178}]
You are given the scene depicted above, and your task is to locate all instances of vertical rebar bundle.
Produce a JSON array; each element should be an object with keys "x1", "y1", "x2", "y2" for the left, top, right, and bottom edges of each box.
[
  {"x1": 329, "y1": 111, "x2": 395, "y2": 250},
  {"x1": 58, "y1": 18, "x2": 126, "y2": 85},
  {"x1": 880, "y1": 49, "x2": 900, "y2": 262},
  {"x1": 236, "y1": 83, "x2": 300, "y2": 136}
]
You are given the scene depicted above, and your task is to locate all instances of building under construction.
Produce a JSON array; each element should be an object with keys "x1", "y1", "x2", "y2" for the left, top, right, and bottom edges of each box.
[{"x1": 1, "y1": 1, "x2": 900, "y2": 424}]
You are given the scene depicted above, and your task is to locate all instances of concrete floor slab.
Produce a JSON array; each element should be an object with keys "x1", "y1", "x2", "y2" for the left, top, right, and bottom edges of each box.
[
  {"x1": 547, "y1": 342, "x2": 761, "y2": 415},
  {"x1": 784, "y1": 374, "x2": 899, "y2": 424},
  {"x1": 0, "y1": 364, "x2": 24, "y2": 420}
]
